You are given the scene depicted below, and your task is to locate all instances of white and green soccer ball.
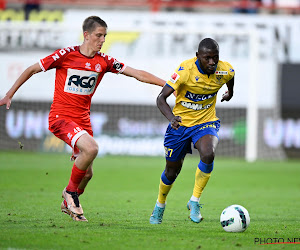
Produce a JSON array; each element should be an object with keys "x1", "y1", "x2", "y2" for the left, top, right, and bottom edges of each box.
[{"x1": 220, "y1": 204, "x2": 250, "y2": 232}]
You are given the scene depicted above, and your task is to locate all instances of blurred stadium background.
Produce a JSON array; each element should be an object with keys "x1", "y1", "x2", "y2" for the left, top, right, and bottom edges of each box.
[{"x1": 1, "y1": 0, "x2": 300, "y2": 161}]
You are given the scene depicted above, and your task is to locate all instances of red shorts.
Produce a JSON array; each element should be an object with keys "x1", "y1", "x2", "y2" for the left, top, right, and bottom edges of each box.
[{"x1": 49, "y1": 118, "x2": 93, "y2": 158}]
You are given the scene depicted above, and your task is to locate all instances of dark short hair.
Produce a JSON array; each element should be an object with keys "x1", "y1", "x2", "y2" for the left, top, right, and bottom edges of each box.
[
  {"x1": 198, "y1": 38, "x2": 219, "y2": 52},
  {"x1": 82, "y1": 16, "x2": 107, "y2": 33}
]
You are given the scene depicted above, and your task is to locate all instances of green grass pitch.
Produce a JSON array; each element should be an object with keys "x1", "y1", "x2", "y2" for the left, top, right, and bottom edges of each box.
[{"x1": 0, "y1": 151, "x2": 299, "y2": 249}]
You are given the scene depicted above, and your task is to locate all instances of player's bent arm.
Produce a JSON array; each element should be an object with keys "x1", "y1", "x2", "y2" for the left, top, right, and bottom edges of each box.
[
  {"x1": 157, "y1": 85, "x2": 182, "y2": 129},
  {"x1": 0, "y1": 63, "x2": 42, "y2": 109},
  {"x1": 221, "y1": 77, "x2": 234, "y2": 102},
  {"x1": 122, "y1": 66, "x2": 166, "y2": 87},
  {"x1": 226, "y1": 77, "x2": 234, "y2": 97}
]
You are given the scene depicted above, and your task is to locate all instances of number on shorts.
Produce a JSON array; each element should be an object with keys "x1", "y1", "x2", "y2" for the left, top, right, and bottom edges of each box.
[{"x1": 164, "y1": 146, "x2": 173, "y2": 157}]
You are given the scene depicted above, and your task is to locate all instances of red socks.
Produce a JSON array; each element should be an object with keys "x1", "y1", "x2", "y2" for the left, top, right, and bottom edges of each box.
[{"x1": 66, "y1": 164, "x2": 87, "y2": 192}]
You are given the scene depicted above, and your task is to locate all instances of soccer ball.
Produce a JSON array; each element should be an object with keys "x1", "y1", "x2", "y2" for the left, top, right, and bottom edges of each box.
[{"x1": 220, "y1": 204, "x2": 250, "y2": 232}]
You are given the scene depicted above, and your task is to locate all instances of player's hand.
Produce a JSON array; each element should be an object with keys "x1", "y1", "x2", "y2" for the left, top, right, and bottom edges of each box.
[
  {"x1": 0, "y1": 95, "x2": 12, "y2": 109},
  {"x1": 170, "y1": 116, "x2": 182, "y2": 130},
  {"x1": 221, "y1": 91, "x2": 233, "y2": 102}
]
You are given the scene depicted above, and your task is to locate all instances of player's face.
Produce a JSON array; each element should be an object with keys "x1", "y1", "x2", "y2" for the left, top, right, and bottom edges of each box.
[
  {"x1": 85, "y1": 25, "x2": 107, "y2": 52},
  {"x1": 197, "y1": 48, "x2": 219, "y2": 75}
]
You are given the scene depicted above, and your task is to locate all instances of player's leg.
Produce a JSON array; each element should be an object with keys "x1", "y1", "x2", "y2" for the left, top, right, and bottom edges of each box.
[
  {"x1": 61, "y1": 163, "x2": 93, "y2": 221},
  {"x1": 150, "y1": 124, "x2": 192, "y2": 224},
  {"x1": 65, "y1": 133, "x2": 98, "y2": 192},
  {"x1": 63, "y1": 133, "x2": 98, "y2": 215},
  {"x1": 49, "y1": 119, "x2": 97, "y2": 221},
  {"x1": 73, "y1": 133, "x2": 98, "y2": 171},
  {"x1": 77, "y1": 164, "x2": 93, "y2": 196},
  {"x1": 158, "y1": 159, "x2": 183, "y2": 205},
  {"x1": 150, "y1": 159, "x2": 183, "y2": 224},
  {"x1": 193, "y1": 134, "x2": 218, "y2": 198},
  {"x1": 69, "y1": 131, "x2": 94, "y2": 195},
  {"x1": 187, "y1": 134, "x2": 219, "y2": 223}
]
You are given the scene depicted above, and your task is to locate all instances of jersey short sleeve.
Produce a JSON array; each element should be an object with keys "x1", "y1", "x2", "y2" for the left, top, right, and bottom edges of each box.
[
  {"x1": 166, "y1": 63, "x2": 189, "y2": 91},
  {"x1": 223, "y1": 61, "x2": 235, "y2": 82},
  {"x1": 39, "y1": 46, "x2": 78, "y2": 72}
]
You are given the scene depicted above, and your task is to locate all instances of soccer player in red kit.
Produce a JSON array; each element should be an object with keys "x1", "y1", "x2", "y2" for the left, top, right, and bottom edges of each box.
[{"x1": 0, "y1": 16, "x2": 166, "y2": 221}]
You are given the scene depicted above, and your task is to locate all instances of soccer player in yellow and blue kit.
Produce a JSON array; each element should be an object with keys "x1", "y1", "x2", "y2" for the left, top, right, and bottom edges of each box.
[{"x1": 150, "y1": 38, "x2": 235, "y2": 224}]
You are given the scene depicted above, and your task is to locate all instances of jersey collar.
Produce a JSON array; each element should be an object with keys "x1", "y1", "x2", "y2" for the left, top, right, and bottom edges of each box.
[{"x1": 195, "y1": 59, "x2": 217, "y2": 75}]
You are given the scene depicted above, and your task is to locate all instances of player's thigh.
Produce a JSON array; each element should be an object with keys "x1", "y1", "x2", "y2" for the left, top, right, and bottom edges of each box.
[
  {"x1": 192, "y1": 121, "x2": 220, "y2": 157},
  {"x1": 194, "y1": 134, "x2": 219, "y2": 158}
]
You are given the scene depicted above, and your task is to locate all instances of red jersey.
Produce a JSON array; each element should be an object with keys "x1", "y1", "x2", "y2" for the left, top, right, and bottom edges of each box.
[{"x1": 39, "y1": 45, "x2": 126, "y2": 128}]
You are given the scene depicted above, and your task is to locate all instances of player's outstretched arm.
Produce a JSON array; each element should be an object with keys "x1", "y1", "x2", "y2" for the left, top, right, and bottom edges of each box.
[
  {"x1": 157, "y1": 85, "x2": 182, "y2": 130},
  {"x1": 122, "y1": 66, "x2": 166, "y2": 87},
  {"x1": 0, "y1": 63, "x2": 42, "y2": 109},
  {"x1": 221, "y1": 77, "x2": 234, "y2": 102}
]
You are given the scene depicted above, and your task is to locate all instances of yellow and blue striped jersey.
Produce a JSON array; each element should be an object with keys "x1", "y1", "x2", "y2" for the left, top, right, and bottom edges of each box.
[{"x1": 166, "y1": 57, "x2": 235, "y2": 127}]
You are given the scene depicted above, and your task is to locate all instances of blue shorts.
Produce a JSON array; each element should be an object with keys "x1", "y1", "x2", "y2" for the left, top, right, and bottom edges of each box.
[{"x1": 164, "y1": 120, "x2": 220, "y2": 162}]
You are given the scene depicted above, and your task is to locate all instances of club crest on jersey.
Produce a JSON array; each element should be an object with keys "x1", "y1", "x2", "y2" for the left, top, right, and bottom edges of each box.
[
  {"x1": 85, "y1": 62, "x2": 91, "y2": 69},
  {"x1": 195, "y1": 76, "x2": 200, "y2": 81},
  {"x1": 64, "y1": 69, "x2": 99, "y2": 95},
  {"x1": 95, "y1": 63, "x2": 102, "y2": 72},
  {"x1": 216, "y1": 75, "x2": 223, "y2": 84},
  {"x1": 215, "y1": 71, "x2": 228, "y2": 75},
  {"x1": 170, "y1": 72, "x2": 180, "y2": 84}
]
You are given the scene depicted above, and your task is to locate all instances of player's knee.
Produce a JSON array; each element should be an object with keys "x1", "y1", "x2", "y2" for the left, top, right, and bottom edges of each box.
[
  {"x1": 81, "y1": 140, "x2": 98, "y2": 159},
  {"x1": 201, "y1": 150, "x2": 215, "y2": 164},
  {"x1": 77, "y1": 135, "x2": 99, "y2": 159},
  {"x1": 164, "y1": 169, "x2": 177, "y2": 182},
  {"x1": 89, "y1": 143, "x2": 99, "y2": 159}
]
